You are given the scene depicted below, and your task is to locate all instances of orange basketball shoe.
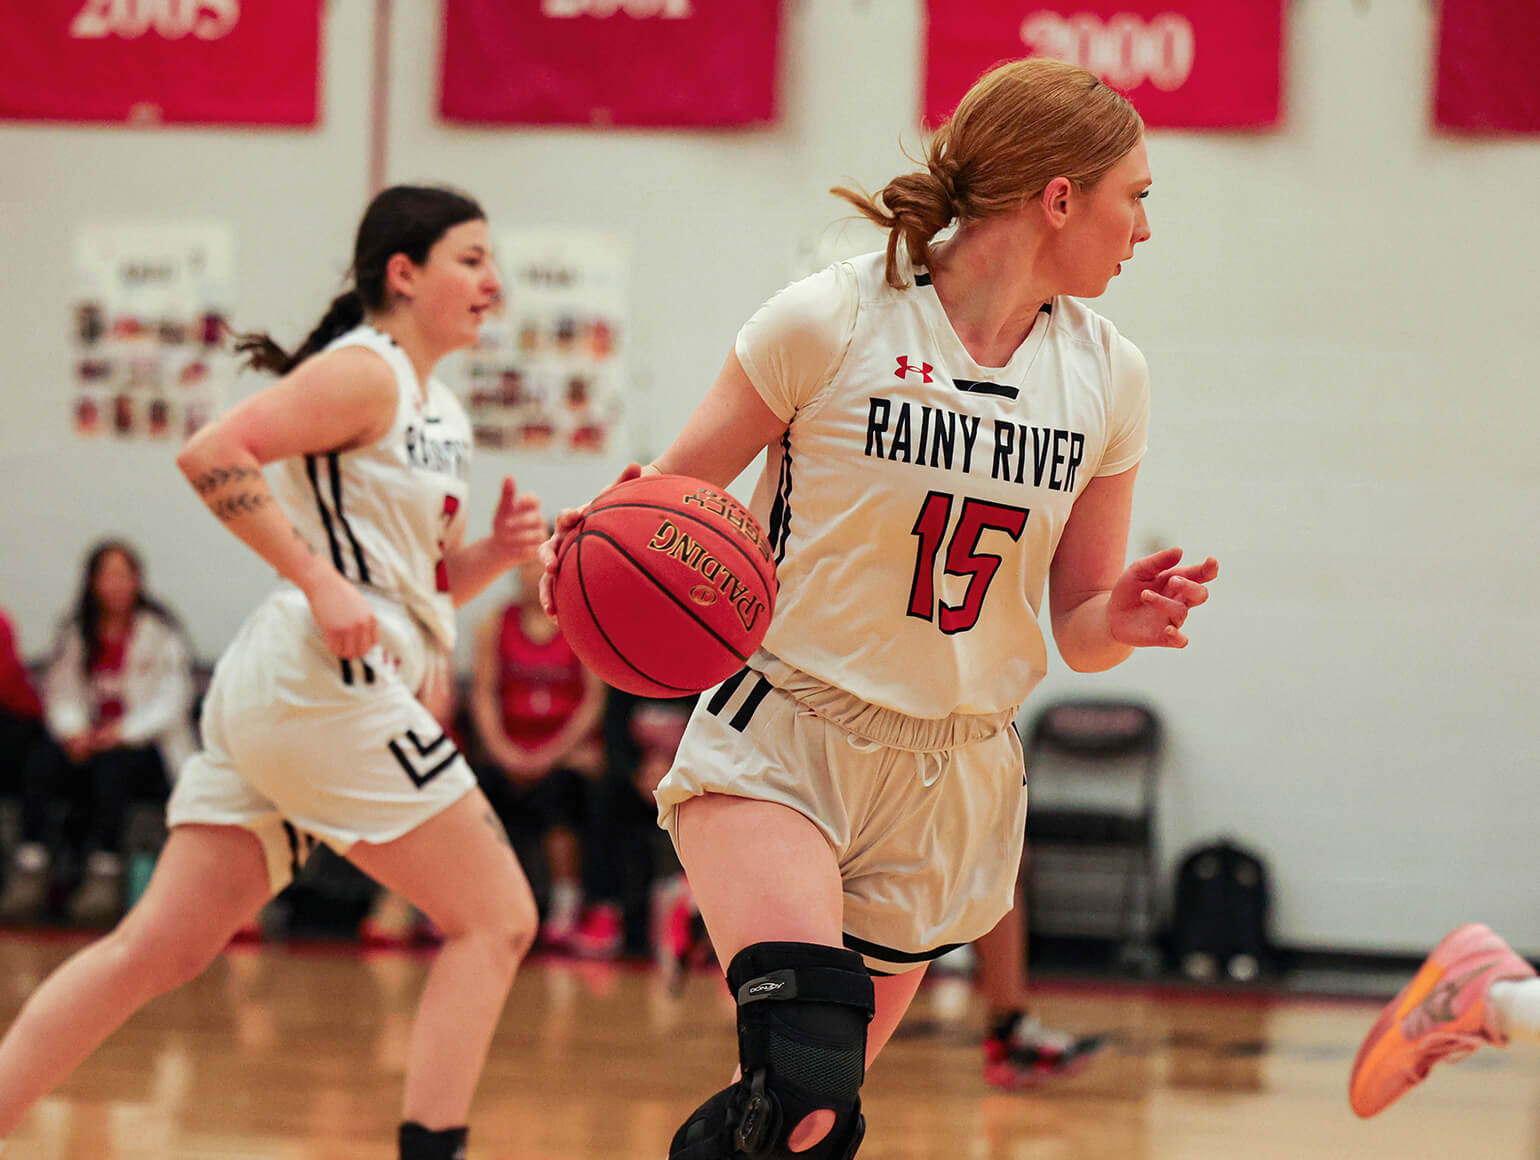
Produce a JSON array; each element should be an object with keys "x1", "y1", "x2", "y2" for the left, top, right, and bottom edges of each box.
[{"x1": 1350, "y1": 923, "x2": 1536, "y2": 1117}]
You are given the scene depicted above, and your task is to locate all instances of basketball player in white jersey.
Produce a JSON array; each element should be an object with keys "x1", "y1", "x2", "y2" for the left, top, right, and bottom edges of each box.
[
  {"x1": 0, "y1": 186, "x2": 545, "y2": 1160},
  {"x1": 541, "y1": 60, "x2": 1219, "y2": 1159}
]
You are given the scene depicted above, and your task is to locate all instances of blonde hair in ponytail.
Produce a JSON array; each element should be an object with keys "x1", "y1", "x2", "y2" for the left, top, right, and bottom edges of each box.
[{"x1": 832, "y1": 58, "x2": 1144, "y2": 289}]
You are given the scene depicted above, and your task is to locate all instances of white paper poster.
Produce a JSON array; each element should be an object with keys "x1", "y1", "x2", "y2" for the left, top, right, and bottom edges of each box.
[
  {"x1": 71, "y1": 223, "x2": 235, "y2": 442},
  {"x1": 458, "y1": 229, "x2": 628, "y2": 454}
]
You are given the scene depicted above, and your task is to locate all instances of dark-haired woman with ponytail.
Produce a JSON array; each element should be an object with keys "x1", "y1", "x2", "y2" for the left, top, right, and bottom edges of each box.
[
  {"x1": 541, "y1": 59, "x2": 1218, "y2": 1157},
  {"x1": 0, "y1": 185, "x2": 546, "y2": 1160}
]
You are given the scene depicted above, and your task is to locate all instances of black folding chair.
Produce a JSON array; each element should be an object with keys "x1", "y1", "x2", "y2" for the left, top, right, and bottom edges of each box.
[{"x1": 1021, "y1": 699, "x2": 1163, "y2": 975}]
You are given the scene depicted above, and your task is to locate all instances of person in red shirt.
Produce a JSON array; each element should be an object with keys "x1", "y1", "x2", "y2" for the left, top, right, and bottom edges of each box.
[
  {"x1": 0, "y1": 541, "x2": 193, "y2": 925},
  {"x1": 0, "y1": 610, "x2": 41, "y2": 729},
  {"x1": 469, "y1": 554, "x2": 604, "y2": 949},
  {"x1": 0, "y1": 606, "x2": 46, "y2": 870},
  {"x1": 596, "y1": 688, "x2": 701, "y2": 969}
]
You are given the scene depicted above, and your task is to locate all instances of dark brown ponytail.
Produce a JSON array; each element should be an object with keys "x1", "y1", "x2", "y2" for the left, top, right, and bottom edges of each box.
[
  {"x1": 228, "y1": 184, "x2": 485, "y2": 376},
  {"x1": 232, "y1": 290, "x2": 365, "y2": 375}
]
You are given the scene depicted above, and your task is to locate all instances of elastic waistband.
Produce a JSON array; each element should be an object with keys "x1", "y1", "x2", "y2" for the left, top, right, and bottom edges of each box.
[{"x1": 749, "y1": 650, "x2": 1017, "y2": 754}]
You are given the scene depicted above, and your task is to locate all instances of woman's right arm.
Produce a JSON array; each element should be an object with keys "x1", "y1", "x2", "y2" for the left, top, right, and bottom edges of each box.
[
  {"x1": 538, "y1": 354, "x2": 786, "y2": 616},
  {"x1": 651, "y1": 351, "x2": 789, "y2": 489},
  {"x1": 540, "y1": 265, "x2": 849, "y2": 614},
  {"x1": 175, "y1": 347, "x2": 398, "y2": 657}
]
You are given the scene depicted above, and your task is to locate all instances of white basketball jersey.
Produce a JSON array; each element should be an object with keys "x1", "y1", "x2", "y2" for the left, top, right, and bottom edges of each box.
[
  {"x1": 270, "y1": 325, "x2": 472, "y2": 660},
  {"x1": 738, "y1": 252, "x2": 1149, "y2": 719}
]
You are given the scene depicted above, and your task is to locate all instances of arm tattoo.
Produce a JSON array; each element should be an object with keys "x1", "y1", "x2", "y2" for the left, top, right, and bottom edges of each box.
[
  {"x1": 484, "y1": 808, "x2": 512, "y2": 848},
  {"x1": 210, "y1": 491, "x2": 274, "y2": 521},
  {"x1": 191, "y1": 464, "x2": 260, "y2": 495}
]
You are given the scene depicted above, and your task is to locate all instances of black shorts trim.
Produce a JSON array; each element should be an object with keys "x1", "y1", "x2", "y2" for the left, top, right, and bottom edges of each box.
[
  {"x1": 388, "y1": 729, "x2": 462, "y2": 789},
  {"x1": 281, "y1": 821, "x2": 317, "y2": 881},
  {"x1": 706, "y1": 667, "x2": 750, "y2": 715},
  {"x1": 728, "y1": 675, "x2": 773, "y2": 732},
  {"x1": 842, "y1": 932, "x2": 965, "y2": 966}
]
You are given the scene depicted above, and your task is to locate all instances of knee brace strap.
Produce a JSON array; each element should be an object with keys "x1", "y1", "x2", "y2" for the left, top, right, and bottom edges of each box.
[{"x1": 670, "y1": 941, "x2": 875, "y2": 1160}]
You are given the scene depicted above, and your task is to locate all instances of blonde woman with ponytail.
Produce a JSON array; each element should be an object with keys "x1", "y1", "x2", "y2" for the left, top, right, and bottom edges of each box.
[{"x1": 543, "y1": 59, "x2": 1220, "y2": 1158}]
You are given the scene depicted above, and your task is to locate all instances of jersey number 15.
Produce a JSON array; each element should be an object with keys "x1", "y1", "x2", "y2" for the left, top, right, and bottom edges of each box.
[{"x1": 907, "y1": 491, "x2": 1029, "y2": 634}]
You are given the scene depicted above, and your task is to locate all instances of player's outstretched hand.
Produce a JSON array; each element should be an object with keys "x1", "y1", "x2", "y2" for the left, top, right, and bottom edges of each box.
[
  {"x1": 1107, "y1": 547, "x2": 1218, "y2": 649},
  {"x1": 490, "y1": 477, "x2": 545, "y2": 567},
  {"x1": 304, "y1": 568, "x2": 380, "y2": 658},
  {"x1": 539, "y1": 462, "x2": 645, "y2": 618}
]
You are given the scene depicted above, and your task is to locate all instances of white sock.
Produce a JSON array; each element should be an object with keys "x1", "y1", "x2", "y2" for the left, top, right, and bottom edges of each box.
[
  {"x1": 548, "y1": 879, "x2": 582, "y2": 925},
  {"x1": 1488, "y1": 979, "x2": 1540, "y2": 1043}
]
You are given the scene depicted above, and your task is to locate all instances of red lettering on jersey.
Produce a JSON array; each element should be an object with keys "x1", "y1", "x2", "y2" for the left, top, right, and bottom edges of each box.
[{"x1": 435, "y1": 494, "x2": 461, "y2": 593}]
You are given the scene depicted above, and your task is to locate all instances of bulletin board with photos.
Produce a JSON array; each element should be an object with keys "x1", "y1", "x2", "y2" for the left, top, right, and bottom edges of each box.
[
  {"x1": 459, "y1": 229, "x2": 627, "y2": 455},
  {"x1": 71, "y1": 224, "x2": 235, "y2": 442}
]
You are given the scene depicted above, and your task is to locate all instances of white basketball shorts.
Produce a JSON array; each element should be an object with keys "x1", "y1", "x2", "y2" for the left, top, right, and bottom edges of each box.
[
  {"x1": 656, "y1": 651, "x2": 1027, "y2": 974},
  {"x1": 168, "y1": 588, "x2": 476, "y2": 893}
]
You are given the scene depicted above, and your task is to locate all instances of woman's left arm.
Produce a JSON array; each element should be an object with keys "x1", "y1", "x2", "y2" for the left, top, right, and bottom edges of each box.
[
  {"x1": 442, "y1": 477, "x2": 546, "y2": 607},
  {"x1": 1049, "y1": 466, "x2": 1218, "y2": 672}
]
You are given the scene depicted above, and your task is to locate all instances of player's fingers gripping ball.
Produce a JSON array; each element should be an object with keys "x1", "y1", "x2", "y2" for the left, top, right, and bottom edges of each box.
[{"x1": 554, "y1": 475, "x2": 777, "y2": 696}]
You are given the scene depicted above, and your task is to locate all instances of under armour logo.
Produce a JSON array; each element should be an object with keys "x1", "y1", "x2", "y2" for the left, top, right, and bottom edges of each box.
[{"x1": 895, "y1": 356, "x2": 933, "y2": 382}]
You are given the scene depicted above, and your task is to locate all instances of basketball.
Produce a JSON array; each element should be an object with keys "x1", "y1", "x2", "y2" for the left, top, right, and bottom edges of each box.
[{"x1": 554, "y1": 474, "x2": 778, "y2": 697}]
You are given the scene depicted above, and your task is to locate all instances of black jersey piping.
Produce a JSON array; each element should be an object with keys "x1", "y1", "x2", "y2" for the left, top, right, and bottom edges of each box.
[
  {"x1": 326, "y1": 452, "x2": 371, "y2": 584},
  {"x1": 767, "y1": 432, "x2": 794, "y2": 565}
]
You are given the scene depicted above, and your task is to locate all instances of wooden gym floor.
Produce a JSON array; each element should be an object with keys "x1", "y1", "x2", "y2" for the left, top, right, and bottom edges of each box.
[{"x1": 1, "y1": 935, "x2": 1536, "y2": 1159}]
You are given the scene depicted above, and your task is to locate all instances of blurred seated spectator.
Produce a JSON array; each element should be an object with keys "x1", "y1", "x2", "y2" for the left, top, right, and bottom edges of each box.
[
  {"x1": 0, "y1": 540, "x2": 193, "y2": 925},
  {"x1": 582, "y1": 689, "x2": 699, "y2": 963},
  {"x1": 469, "y1": 556, "x2": 605, "y2": 949}
]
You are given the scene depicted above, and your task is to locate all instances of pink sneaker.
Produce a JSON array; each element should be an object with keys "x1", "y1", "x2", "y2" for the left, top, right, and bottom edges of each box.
[
  {"x1": 1350, "y1": 923, "x2": 1536, "y2": 1117},
  {"x1": 540, "y1": 882, "x2": 583, "y2": 951},
  {"x1": 569, "y1": 903, "x2": 623, "y2": 960},
  {"x1": 983, "y1": 1011, "x2": 1106, "y2": 1090},
  {"x1": 539, "y1": 911, "x2": 578, "y2": 951},
  {"x1": 661, "y1": 879, "x2": 712, "y2": 992}
]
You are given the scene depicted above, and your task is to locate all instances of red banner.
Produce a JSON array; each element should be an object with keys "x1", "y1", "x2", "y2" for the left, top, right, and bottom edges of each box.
[
  {"x1": 925, "y1": 0, "x2": 1285, "y2": 129},
  {"x1": 441, "y1": 0, "x2": 781, "y2": 128},
  {"x1": 0, "y1": 1, "x2": 321, "y2": 127},
  {"x1": 1434, "y1": 0, "x2": 1540, "y2": 134}
]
